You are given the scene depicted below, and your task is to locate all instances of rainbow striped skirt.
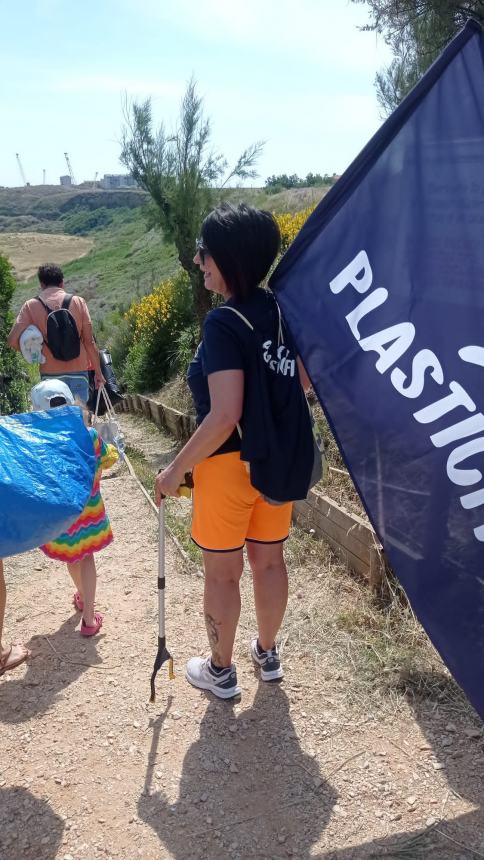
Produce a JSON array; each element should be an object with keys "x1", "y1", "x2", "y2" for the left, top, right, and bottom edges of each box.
[{"x1": 41, "y1": 487, "x2": 113, "y2": 564}]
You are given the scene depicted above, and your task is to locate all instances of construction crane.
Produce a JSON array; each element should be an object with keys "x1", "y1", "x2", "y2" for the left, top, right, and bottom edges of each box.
[
  {"x1": 15, "y1": 153, "x2": 29, "y2": 186},
  {"x1": 64, "y1": 152, "x2": 76, "y2": 185}
]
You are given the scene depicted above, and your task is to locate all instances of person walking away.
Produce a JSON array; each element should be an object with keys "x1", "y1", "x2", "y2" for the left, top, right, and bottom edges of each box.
[
  {"x1": 0, "y1": 559, "x2": 30, "y2": 676},
  {"x1": 155, "y1": 203, "x2": 313, "y2": 699},
  {"x1": 8, "y1": 263, "x2": 104, "y2": 404},
  {"x1": 31, "y1": 379, "x2": 118, "y2": 636}
]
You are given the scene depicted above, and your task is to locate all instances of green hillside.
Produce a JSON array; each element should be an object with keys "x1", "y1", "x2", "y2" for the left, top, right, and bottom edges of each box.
[
  {"x1": 11, "y1": 207, "x2": 179, "y2": 334},
  {"x1": 5, "y1": 183, "x2": 329, "y2": 346}
]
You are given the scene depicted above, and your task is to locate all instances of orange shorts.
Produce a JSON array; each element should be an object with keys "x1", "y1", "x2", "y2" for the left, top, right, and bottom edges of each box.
[{"x1": 191, "y1": 452, "x2": 292, "y2": 552}]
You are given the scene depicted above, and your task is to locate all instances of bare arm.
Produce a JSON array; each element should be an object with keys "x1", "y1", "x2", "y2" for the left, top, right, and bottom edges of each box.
[
  {"x1": 7, "y1": 303, "x2": 32, "y2": 351},
  {"x1": 79, "y1": 300, "x2": 103, "y2": 384},
  {"x1": 155, "y1": 369, "x2": 244, "y2": 500}
]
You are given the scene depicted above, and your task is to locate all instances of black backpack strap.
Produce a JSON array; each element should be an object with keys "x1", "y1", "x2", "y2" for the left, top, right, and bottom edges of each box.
[
  {"x1": 62, "y1": 294, "x2": 73, "y2": 309},
  {"x1": 35, "y1": 295, "x2": 51, "y2": 313}
]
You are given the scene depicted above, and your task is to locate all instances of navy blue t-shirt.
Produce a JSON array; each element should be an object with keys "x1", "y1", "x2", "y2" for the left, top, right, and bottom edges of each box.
[{"x1": 187, "y1": 288, "x2": 287, "y2": 456}]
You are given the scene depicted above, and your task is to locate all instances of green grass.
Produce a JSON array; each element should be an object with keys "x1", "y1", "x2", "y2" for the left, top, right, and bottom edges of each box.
[
  {"x1": 12, "y1": 208, "x2": 179, "y2": 332},
  {"x1": 124, "y1": 443, "x2": 201, "y2": 566},
  {"x1": 8, "y1": 184, "x2": 329, "y2": 356}
]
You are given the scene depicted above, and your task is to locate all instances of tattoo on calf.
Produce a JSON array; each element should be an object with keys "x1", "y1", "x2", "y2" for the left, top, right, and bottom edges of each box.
[
  {"x1": 205, "y1": 613, "x2": 223, "y2": 665},
  {"x1": 205, "y1": 613, "x2": 221, "y2": 645}
]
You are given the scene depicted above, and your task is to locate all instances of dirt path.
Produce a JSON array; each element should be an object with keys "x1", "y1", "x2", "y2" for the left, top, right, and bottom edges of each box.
[{"x1": 1, "y1": 416, "x2": 484, "y2": 859}]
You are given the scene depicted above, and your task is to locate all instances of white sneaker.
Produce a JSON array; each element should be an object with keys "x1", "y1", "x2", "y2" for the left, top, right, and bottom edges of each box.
[
  {"x1": 185, "y1": 656, "x2": 241, "y2": 699},
  {"x1": 250, "y1": 638, "x2": 284, "y2": 681}
]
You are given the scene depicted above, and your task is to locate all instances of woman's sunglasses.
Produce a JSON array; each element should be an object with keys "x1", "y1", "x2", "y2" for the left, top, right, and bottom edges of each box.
[{"x1": 195, "y1": 239, "x2": 210, "y2": 264}]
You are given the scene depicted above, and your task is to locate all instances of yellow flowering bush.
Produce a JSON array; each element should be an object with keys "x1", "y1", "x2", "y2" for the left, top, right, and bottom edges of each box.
[
  {"x1": 126, "y1": 276, "x2": 180, "y2": 339},
  {"x1": 123, "y1": 269, "x2": 194, "y2": 392},
  {"x1": 274, "y1": 206, "x2": 315, "y2": 253}
]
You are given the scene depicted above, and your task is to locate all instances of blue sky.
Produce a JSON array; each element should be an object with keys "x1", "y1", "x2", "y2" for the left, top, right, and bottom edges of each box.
[{"x1": 0, "y1": 0, "x2": 391, "y2": 188}]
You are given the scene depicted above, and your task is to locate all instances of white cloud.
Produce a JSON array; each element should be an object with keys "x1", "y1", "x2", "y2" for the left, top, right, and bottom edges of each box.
[
  {"x1": 125, "y1": 0, "x2": 391, "y2": 73},
  {"x1": 50, "y1": 73, "x2": 184, "y2": 99}
]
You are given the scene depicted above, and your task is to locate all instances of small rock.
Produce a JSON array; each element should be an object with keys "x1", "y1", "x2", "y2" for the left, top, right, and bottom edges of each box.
[
  {"x1": 313, "y1": 777, "x2": 322, "y2": 789},
  {"x1": 375, "y1": 810, "x2": 384, "y2": 819},
  {"x1": 406, "y1": 796, "x2": 417, "y2": 806},
  {"x1": 133, "y1": 721, "x2": 140, "y2": 729},
  {"x1": 229, "y1": 763, "x2": 239, "y2": 774},
  {"x1": 432, "y1": 762, "x2": 445, "y2": 770},
  {"x1": 278, "y1": 834, "x2": 286, "y2": 843},
  {"x1": 446, "y1": 722, "x2": 457, "y2": 732},
  {"x1": 426, "y1": 817, "x2": 437, "y2": 827},
  {"x1": 229, "y1": 724, "x2": 237, "y2": 733},
  {"x1": 465, "y1": 728, "x2": 481, "y2": 739},
  {"x1": 390, "y1": 813, "x2": 402, "y2": 822}
]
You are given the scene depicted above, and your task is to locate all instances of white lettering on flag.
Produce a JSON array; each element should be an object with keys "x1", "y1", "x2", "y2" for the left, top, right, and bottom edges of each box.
[{"x1": 330, "y1": 249, "x2": 484, "y2": 543}]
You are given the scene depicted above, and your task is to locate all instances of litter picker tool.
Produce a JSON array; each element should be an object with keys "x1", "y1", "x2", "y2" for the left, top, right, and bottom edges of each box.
[{"x1": 149, "y1": 472, "x2": 194, "y2": 703}]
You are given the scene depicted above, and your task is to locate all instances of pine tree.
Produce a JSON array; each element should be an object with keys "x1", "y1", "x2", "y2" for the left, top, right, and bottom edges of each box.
[
  {"x1": 121, "y1": 78, "x2": 264, "y2": 328},
  {"x1": 354, "y1": 1, "x2": 484, "y2": 114}
]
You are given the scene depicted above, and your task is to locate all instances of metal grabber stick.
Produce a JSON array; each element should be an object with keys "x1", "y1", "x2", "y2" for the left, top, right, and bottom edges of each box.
[{"x1": 149, "y1": 472, "x2": 194, "y2": 703}]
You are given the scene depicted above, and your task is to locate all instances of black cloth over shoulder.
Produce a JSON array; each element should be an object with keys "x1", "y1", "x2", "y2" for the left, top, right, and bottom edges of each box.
[{"x1": 208, "y1": 290, "x2": 315, "y2": 502}]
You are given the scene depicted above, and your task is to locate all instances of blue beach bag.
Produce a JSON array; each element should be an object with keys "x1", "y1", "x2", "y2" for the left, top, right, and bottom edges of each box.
[{"x1": 0, "y1": 407, "x2": 96, "y2": 557}]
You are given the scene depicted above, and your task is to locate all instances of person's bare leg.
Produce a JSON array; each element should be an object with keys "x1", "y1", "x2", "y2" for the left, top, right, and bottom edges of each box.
[
  {"x1": 0, "y1": 559, "x2": 6, "y2": 652},
  {"x1": 80, "y1": 554, "x2": 97, "y2": 627},
  {"x1": 67, "y1": 561, "x2": 83, "y2": 597},
  {"x1": 246, "y1": 541, "x2": 288, "y2": 650},
  {"x1": 0, "y1": 559, "x2": 30, "y2": 671},
  {"x1": 202, "y1": 549, "x2": 244, "y2": 667}
]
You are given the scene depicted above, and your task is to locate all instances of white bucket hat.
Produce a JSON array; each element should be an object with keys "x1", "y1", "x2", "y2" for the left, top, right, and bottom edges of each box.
[
  {"x1": 19, "y1": 325, "x2": 46, "y2": 365},
  {"x1": 30, "y1": 378, "x2": 75, "y2": 411}
]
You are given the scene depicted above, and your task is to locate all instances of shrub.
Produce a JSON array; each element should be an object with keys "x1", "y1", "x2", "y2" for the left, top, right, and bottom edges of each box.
[
  {"x1": 168, "y1": 324, "x2": 199, "y2": 376},
  {"x1": 62, "y1": 206, "x2": 114, "y2": 235},
  {"x1": 123, "y1": 269, "x2": 194, "y2": 392},
  {"x1": 0, "y1": 255, "x2": 27, "y2": 414},
  {"x1": 106, "y1": 315, "x2": 135, "y2": 382},
  {"x1": 274, "y1": 206, "x2": 315, "y2": 252}
]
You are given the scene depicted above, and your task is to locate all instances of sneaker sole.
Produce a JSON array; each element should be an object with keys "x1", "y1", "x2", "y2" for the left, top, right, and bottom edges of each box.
[
  {"x1": 260, "y1": 665, "x2": 284, "y2": 681},
  {"x1": 185, "y1": 669, "x2": 241, "y2": 700}
]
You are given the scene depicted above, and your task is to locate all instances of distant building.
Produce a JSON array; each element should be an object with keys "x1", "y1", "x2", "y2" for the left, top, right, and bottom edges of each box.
[
  {"x1": 60, "y1": 175, "x2": 72, "y2": 187},
  {"x1": 100, "y1": 174, "x2": 138, "y2": 190}
]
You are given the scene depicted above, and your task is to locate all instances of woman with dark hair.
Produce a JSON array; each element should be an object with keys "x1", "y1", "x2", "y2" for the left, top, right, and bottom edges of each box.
[{"x1": 155, "y1": 203, "x2": 311, "y2": 699}]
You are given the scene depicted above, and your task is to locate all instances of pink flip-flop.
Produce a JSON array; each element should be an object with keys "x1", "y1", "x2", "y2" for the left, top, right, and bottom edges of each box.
[
  {"x1": 72, "y1": 591, "x2": 84, "y2": 612},
  {"x1": 80, "y1": 612, "x2": 103, "y2": 637}
]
